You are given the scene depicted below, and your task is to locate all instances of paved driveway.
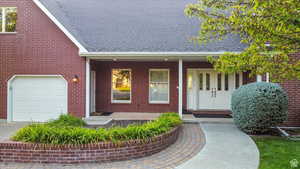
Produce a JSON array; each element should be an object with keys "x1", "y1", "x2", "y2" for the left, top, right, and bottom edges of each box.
[{"x1": 0, "y1": 121, "x2": 29, "y2": 142}]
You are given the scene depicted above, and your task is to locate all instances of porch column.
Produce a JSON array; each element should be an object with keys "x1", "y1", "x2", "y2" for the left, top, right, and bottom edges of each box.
[
  {"x1": 178, "y1": 59, "x2": 183, "y2": 119},
  {"x1": 266, "y1": 73, "x2": 270, "y2": 82},
  {"x1": 256, "y1": 75, "x2": 262, "y2": 82},
  {"x1": 192, "y1": 70, "x2": 199, "y2": 110},
  {"x1": 85, "y1": 58, "x2": 90, "y2": 118}
]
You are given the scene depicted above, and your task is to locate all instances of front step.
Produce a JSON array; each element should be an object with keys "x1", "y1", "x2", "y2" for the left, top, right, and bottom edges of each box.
[{"x1": 84, "y1": 117, "x2": 112, "y2": 126}]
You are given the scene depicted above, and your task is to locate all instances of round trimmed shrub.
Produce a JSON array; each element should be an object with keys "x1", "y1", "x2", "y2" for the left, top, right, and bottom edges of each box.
[{"x1": 231, "y1": 82, "x2": 288, "y2": 134}]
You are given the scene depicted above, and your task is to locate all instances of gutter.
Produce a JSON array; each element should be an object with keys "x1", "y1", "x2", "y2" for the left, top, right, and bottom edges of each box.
[{"x1": 79, "y1": 52, "x2": 240, "y2": 57}]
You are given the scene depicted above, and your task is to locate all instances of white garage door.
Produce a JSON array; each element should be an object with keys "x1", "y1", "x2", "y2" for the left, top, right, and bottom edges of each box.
[{"x1": 10, "y1": 76, "x2": 67, "y2": 122}]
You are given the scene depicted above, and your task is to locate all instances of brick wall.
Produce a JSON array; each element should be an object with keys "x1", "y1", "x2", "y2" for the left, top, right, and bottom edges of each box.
[
  {"x1": 92, "y1": 61, "x2": 253, "y2": 113},
  {"x1": 0, "y1": 126, "x2": 180, "y2": 163},
  {"x1": 280, "y1": 52, "x2": 300, "y2": 126},
  {"x1": 92, "y1": 61, "x2": 179, "y2": 113},
  {"x1": 0, "y1": 0, "x2": 86, "y2": 119}
]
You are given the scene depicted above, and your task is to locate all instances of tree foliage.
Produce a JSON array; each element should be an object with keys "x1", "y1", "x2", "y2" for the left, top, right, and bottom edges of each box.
[{"x1": 185, "y1": 0, "x2": 300, "y2": 81}]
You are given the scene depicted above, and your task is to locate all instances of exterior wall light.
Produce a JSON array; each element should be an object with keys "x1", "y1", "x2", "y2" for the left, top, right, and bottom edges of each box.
[{"x1": 72, "y1": 75, "x2": 79, "y2": 83}]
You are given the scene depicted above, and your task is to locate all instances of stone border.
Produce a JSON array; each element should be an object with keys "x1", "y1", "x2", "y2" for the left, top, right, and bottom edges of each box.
[{"x1": 0, "y1": 126, "x2": 181, "y2": 164}]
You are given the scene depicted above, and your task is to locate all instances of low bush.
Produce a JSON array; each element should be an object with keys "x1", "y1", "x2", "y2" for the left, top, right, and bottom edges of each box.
[
  {"x1": 12, "y1": 113, "x2": 182, "y2": 144},
  {"x1": 47, "y1": 114, "x2": 86, "y2": 127},
  {"x1": 231, "y1": 82, "x2": 288, "y2": 134}
]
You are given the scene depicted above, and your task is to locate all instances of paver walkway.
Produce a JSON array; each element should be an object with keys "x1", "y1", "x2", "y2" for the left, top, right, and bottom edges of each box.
[
  {"x1": 176, "y1": 122, "x2": 260, "y2": 169},
  {"x1": 0, "y1": 123, "x2": 204, "y2": 169}
]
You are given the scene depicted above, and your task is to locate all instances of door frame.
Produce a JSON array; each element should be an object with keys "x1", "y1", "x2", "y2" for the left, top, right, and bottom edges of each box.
[
  {"x1": 186, "y1": 68, "x2": 242, "y2": 111},
  {"x1": 7, "y1": 75, "x2": 68, "y2": 122},
  {"x1": 186, "y1": 68, "x2": 215, "y2": 110}
]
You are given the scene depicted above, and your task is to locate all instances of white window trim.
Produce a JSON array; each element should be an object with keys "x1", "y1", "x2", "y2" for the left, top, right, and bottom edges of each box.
[
  {"x1": 149, "y1": 69, "x2": 170, "y2": 104},
  {"x1": 0, "y1": 7, "x2": 17, "y2": 33},
  {"x1": 111, "y1": 69, "x2": 132, "y2": 104}
]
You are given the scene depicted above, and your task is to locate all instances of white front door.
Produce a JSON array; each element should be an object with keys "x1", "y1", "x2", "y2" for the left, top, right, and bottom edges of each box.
[{"x1": 187, "y1": 69, "x2": 243, "y2": 110}]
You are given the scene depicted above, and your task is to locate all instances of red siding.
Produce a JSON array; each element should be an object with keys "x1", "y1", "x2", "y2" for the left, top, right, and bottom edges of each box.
[
  {"x1": 92, "y1": 61, "x2": 179, "y2": 113},
  {"x1": 92, "y1": 61, "x2": 254, "y2": 113},
  {"x1": 0, "y1": 0, "x2": 86, "y2": 119},
  {"x1": 280, "y1": 53, "x2": 300, "y2": 126}
]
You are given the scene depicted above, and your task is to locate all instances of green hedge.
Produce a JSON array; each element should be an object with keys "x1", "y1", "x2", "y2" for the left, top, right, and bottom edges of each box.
[
  {"x1": 231, "y1": 82, "x2": 288, "y2": 134},
  {"x1": 47, "y1": 114, "x2": 87, "y2": 127},
  {"x1": 12, "y1": 113, "x2": 182, "y2": 145}
]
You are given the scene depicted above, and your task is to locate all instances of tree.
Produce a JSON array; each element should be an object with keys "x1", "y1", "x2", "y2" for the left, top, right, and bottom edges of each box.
[{"x1": 185, "y1": 0, "x2": 300, "y2": 81}]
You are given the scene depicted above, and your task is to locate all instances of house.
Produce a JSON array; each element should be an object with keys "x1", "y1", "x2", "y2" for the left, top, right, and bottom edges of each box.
[{"x1": 0, "y1": 0, "x2": 299, "y2": 126}]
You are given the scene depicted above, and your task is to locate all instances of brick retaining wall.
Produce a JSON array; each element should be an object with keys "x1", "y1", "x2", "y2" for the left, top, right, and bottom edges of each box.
[{"x1": 0, "y1": 126, "x2": 181, "y2": 163}]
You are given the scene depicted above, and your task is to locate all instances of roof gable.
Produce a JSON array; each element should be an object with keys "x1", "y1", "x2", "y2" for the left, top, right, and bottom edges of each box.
[{"x1": 38, "y1": 0, "x2": 247, "y2": 52}]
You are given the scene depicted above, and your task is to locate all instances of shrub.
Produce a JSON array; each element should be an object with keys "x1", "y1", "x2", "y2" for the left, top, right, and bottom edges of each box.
[
  {"x1": 231, "y1": 82, "x2": 288, "y2": 134},
  {"x1": 47, "y1": 114, "x2": 86, "y2": 127},
  {"x1": 12, "y1": 113, "x2": 182, "y2": 144}
]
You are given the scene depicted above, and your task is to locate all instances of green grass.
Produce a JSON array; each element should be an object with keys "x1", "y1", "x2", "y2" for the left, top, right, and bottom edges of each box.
[
  {"x1": 12, "y1": 113, "x2": 182, "y2": 145},
  {"x1": 253, "y1": 136, "x2": 300, "y2": 169}
]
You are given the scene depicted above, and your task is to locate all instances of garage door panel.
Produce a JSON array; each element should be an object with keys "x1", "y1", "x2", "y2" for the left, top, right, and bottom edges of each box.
[{"x1": 11, "y1": 76, "x2": 67, "y2": 122}]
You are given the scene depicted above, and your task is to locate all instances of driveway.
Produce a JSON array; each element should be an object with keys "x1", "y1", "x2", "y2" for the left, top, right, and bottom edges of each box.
[{"x1": 0, "y1": 121, "x2": 29, "y2": 142}]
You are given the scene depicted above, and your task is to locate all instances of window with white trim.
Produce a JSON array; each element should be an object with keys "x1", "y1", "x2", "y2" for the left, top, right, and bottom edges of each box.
[
  {"x1": 149, "y1": 69, "x2": 169, "y2": 104},
  {"x1": 111, "y1": 69, "x2": 131, "y2": 103},
  {"x1": 0, "y1": 7, "x2": 17, "y2": 33}
]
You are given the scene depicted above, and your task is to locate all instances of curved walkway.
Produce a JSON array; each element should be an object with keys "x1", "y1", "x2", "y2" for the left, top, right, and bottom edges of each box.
[
  {"x1": 176, "y1": 122, "x2": 260, "y2": 169},
  {"x1": 0, "y1": 123, "x2": 204, "y2": 169}
]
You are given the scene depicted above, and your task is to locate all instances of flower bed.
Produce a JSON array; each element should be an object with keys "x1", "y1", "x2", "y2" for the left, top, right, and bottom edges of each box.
[{"x1": 0, "y1": 113, "x2": 182, "y2": 163}]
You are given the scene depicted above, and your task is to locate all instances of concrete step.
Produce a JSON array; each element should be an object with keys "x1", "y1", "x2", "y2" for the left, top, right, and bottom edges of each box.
[{"x1": 84, "y1": 117, "x2": 112, "y2": 126}]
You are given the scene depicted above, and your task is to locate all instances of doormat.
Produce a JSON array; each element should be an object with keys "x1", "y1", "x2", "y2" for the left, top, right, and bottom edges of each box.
[
  {"x1": 101, "y1": 112, "x2": 113, "y2": 116},
  {"x1": 193, "y1": 114, "x2": 232, "y2": 118},
  {"x1": 183, "y1": 110, "x2": 193, "y2": 114},
  {"x1": 91, "y1": 112, "x2": 113, "y2": 116}
]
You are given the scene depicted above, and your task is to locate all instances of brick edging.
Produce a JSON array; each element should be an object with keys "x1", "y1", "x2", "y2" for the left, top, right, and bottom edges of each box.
[{"x1": 0, "y1": 126, "x2": 181, "y2": 163}]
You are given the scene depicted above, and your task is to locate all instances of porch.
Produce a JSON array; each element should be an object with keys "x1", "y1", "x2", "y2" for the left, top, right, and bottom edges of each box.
[{"x1": 84, "y1": 55, "x2": 254, "y2": 119}]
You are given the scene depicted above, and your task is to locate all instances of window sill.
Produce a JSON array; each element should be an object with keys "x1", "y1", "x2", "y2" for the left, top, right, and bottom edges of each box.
[
  {"x1": 0, "y1": 32, "x2": 17, "y2": 35},
  {"x1": 111, "y1": 101, "x2": 132, "y2": 104},
  {"x1": 149, "y1": 101, "x2": 170, "y2": 105}
]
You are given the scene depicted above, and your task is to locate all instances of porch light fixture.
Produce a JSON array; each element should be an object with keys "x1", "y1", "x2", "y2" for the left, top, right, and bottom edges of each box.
[{"x1": 72, "y1": 75, "x2": 79, "y2": 83}]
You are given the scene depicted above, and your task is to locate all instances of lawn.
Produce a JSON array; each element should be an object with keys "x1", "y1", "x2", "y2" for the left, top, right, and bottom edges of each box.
[{"x1": 253, "y1": 136, "x2": 300, "y2": 169}]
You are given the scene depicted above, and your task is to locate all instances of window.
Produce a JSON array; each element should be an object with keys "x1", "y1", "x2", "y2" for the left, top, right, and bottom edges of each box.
[
  {"x1": 198, "y1": 73, "x2": 203, "y2": 90},
  {"x1": 206, "y1": 73, "x2": 210, "y2": 90},
  {"x1": 149, "y1": 69, "x2": 169, "y2": 103},
  {"x1": 235, "y1": 73, "x2": 240, "y2": 89},
  {"x1": 225, "y1": 74, "x2": 229, "y2": 91},
  {"x1": 217, "y1": 73, "x2": 222, "y2": 91},
  {"x1": 0, "y1": 7, "x2": 17, "y2": 33},
  {"x1": 111, "y1": 69, "x2": 131, "y2": 103}
]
